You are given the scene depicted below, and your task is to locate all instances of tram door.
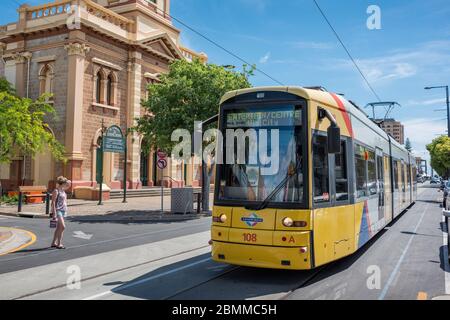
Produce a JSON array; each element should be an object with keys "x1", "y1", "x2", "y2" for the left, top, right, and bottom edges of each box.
[
  {"x1": 383, "y1": 156, "x2": 393, "y2": 223},
  {"x1": 401, "y1": 161, "x2": 406, "y2": 206},
  {"x1": 376, "y1": 149, "x2": 385, "y2": 221}
]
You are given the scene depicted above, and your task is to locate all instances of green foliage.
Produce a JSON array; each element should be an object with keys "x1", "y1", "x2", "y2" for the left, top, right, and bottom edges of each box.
[
  {"x1": 0, "y1": 77, "x2": 15, "y2": 95},
  {"x1": 405, "y1": 138, "x2": 412, "y2": 152},
  {"x1": 135, "y1": 59, "x2": 253, "y2": 153},
  {"x1": 0, "y1": 79, "x2": 66, "y2": 163},
  {"x1": 426, "y1": 135, "x2": 450, "y2": 177},
  {"x1": 0, "y1": 194, "x2": 20, "y2": 205}
]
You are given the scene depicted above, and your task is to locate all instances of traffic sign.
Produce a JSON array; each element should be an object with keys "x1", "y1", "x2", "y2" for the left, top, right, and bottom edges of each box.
[
  {"x1": 157, "y1": 150, "x2": 167, "y2": 159},
  {"x1": 104, "y1": 125, "x2": 125, "y2": 154},
  {"x1": 157, "y1": 158, "x2": 167, "y2": 170}
]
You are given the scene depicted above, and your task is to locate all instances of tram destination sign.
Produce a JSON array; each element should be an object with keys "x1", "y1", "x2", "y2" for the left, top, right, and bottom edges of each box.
[
  {"x1": 226, "y1": 108, "x2": 302, "y2": 128},
  {"x1": 103, "y1": 125, "x2": 125, "y2": 154}
]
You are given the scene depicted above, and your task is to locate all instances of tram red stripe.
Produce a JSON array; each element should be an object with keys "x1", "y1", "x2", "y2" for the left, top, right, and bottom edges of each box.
[{"x1": 330, "y1": 93, "x2": 354, "y2": 138}]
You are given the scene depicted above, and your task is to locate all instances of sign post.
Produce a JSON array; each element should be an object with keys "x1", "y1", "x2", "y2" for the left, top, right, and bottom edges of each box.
[
  {"x1": 122, "y1": 129, "x2": 128, "y2": 203},
  {"x1": 98, "y1": 120, "x2": 105, "y2": 205},
  {"x1": 157, "y1": 150, "x2": 168, "y2": 213},
  {"x1": 100, "y1": 125, "x2": 126, "y2": 205}
]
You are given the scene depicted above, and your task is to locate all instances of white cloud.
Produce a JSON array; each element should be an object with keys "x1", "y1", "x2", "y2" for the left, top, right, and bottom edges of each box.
[
  {"x1": 240, "y1": 0, "x2": 268, "y2": 12},
  {"x1": 259, "y1": 52, "x2": 271, "y2": 64},
  {"x1": 405, "y1": 98, "x2": 446, "y2": 107},
  {"x1": 403, "y1": 117, "x2": 447, "y2": 162},
  {"x1": 357, "y1": 60, "x2": 417, "y2": 83},
  {"x1": 289, "y1": 41, "x2": 334, "y2": 50},
  {"x1": 327, "y1": 40, "x2": 450, "y2": 86}
]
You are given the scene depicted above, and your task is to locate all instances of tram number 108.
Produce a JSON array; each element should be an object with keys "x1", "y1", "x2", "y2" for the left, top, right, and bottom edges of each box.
[{"x1": 243, "y1": 233, "x2": 257, "y2": 242}]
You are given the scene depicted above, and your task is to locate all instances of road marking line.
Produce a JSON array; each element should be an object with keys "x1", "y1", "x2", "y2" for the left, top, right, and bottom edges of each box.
[
  {"x1": 0, "y1": 227, "x2": 37, "y2": 257},
  {"x1": 82, "y1": 257, "x2": 211, "y2": 300},
  {"x1": 417, "y1": 292, "x2": 427, "y2": 300},
  {"x1": 0, "y1": 223, "x2": 209, "y2": 262},
  {"x1": 441, "y1": 215, "x2": 450, "y2": 295},
  {"x1": 378, "y1": 203, "x2": 428, "y2": 300}
]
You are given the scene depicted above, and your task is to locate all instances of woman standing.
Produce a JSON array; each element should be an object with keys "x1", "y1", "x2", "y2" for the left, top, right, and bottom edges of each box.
[{"x1": 51, "y1": 176, "x2": 71, "y2": 249}]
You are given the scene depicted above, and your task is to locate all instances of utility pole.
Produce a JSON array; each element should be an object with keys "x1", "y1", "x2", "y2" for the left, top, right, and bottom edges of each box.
[{"x1": 425, "y1": 85, "x2": 450, "y2": 137}]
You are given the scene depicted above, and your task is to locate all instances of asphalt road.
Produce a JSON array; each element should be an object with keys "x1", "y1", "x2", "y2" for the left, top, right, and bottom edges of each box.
[
  {"x1": 1, "y1": 185, "x2": 449, "y2": 300},
  {"x1": 0, "y1": 214, "x2": 211, "y2": 274}
]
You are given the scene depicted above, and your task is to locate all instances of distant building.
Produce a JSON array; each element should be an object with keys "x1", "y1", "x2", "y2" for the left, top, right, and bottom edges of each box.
[
  {"x1": 375, "y1": 118, "x2": 405, "y2": 144},
  {"x1": 415, "y1": 157, "x2": 423, "y2": 174}
]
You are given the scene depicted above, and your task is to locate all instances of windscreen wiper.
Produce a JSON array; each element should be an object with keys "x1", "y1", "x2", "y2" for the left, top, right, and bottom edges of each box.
[{"x1": 245, "y1": 163, "x2": 300, "y2": 211}]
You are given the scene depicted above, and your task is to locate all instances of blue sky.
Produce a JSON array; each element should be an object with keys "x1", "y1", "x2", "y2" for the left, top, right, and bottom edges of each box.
[
  {"x1": 171, "y1": 0, "x2": 450, "y2": 166},
  {"x1": 2, "y1": 0, "x2": 450, "y2": 167}
]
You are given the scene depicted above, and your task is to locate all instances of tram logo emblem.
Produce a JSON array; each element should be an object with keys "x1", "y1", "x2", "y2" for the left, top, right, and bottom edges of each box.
[{"x1": 241, "y1": 213, "x2": 264, "y2": 227}]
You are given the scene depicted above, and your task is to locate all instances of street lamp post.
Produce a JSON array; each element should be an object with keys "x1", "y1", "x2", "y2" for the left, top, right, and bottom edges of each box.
[{"x1": 425, "y1": 85, "x2": 450, "y2": 137}]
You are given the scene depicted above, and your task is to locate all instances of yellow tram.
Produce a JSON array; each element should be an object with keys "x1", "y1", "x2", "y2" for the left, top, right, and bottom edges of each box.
[{"x1": 211, "y1": 86, "x2": 417, "y2": 270}]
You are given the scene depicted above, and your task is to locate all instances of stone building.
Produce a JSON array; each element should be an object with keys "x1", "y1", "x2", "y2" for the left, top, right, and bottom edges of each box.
[{"x1": 0, "y1": 0, "x2": 207, "y2": 192}]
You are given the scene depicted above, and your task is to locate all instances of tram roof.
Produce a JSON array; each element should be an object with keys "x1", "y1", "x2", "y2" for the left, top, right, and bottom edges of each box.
[{"x1": 220, "y1": 86, "x2": 372, "y2": 126}]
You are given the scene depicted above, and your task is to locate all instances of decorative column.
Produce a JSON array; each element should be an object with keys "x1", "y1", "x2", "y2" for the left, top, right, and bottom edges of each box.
[
  {"x1": 64, "y1": 42, "x2": 90, "y2": 185},
  {"x1": 12, "y1": 51, "x2": 32, "y2": 185},
  {"x1": 126, "y1": 51, "x2": 142, "y2": 189},
  {"x1": 12, "y1": 51, "x2": 32, "y2": 98}
]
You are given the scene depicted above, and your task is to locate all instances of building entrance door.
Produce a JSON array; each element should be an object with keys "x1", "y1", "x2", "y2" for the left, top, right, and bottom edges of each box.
[
  {"x1": 140, "y1": 152, "x2": 149, "y2": 187},
  {"x1": 10, "y1": 160, "x2": 23, "y2": 190}
]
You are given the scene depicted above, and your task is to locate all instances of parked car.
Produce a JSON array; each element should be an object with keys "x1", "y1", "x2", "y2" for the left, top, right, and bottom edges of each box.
[
  {"x1": 431, "y1": 177, "x2": 440, "y2": 184},
  {"x1": 417, "y1": 175, "x2": 424, "y2": 183}
]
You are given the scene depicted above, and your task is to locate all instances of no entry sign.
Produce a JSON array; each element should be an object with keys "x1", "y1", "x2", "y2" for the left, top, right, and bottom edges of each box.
[{"x1": 157, "y1": 150, "x2": 168, "y2": 170}]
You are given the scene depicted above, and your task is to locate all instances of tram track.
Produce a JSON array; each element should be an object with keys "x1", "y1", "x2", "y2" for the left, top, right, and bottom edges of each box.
[
  {"x1": 162, "y1": 265, "x2": 242, "y2": 300},
  {"x1": 163, "y1": 262, "x2": 332, "y2": 300},
  {"x1": 13, "y1": 245, "x2": 212, "y2": 300}
]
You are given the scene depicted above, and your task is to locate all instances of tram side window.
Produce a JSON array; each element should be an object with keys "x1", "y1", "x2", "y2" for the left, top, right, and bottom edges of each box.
[
  {"x1": 401, "y1": 163, "x2": 406, "y2": 192},
  {"x1": 367, "y1": 150, "x2": 377, "y2": 195},
  {"x1": 393, "y1": 160, "x2": 399, "y2": 191},
  {"x1": 335, "y1": 140, "x2": 349, "y2": 201},
  {"x1": 313, "y1": 133, "x2": 330, "y2": 203},
  {"x1": 355, "y1": 144, "x2": 367, "y2": 198}
]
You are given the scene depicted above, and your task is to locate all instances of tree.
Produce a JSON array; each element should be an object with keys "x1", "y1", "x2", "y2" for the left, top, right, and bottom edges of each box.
[
  {"x1": 0, "y1": 77, "x2": 65, "y2": 163},
  {"x1": 135, "y1": 59, "x2": 253, "y2": 153},
  {"x1": 405, "y1": 138, "x2": 412, "y2": 152},
  {"x1": 426, "y1": 135, "x2": 450, "y2": 178},
  {"x1": 0, "y1": 78, "x2": 15, "y2": 95}
]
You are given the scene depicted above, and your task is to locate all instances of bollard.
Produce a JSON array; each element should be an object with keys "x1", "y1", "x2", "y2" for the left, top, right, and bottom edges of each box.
[
  {"x1": 45, "y1": 193, "x2": 51, "y2": 215},
  {"x1": 18, "y1": 192, "x2": 23, "y2": 213},
  {"x1": 197, "y1": 193, "x2": 201, "y2": 214}
]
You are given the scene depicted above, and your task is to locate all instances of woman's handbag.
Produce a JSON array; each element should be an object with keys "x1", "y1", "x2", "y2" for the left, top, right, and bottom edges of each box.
[{"x1": 50, "y1": 217, "x2": 57, "y2": 228}]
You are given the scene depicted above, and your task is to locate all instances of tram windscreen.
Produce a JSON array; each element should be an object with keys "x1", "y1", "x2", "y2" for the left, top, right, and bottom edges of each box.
[{"x1": 216, "y1": 104, "x2": 304, "y2": 205}]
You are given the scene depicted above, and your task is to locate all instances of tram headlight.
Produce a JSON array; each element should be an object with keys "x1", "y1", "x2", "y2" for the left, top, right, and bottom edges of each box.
[
  {"x1": 282, "y1": 217, "x2": 294, "y2": 227},
  {"x1": 213, "y1": 214, "x2": 227, "y2": 223},
  {"x1": 282, "y1": 217, "x2": 307, "y2": 228}
]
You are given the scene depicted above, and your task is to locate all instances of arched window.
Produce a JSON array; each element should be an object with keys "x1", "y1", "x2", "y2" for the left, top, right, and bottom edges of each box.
[
  {"x1": 106, "y1": 74, "x2": 113, "y2": 106},
  {"x1": 95, "y1": 71, "x2": 102, "y2": 103},
  {"x1": 39, "y1": 64, "x2": 54, "y2": 99}
]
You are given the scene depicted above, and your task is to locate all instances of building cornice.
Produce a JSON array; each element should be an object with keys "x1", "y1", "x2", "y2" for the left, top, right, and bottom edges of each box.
[{"x1": 92, "y1": 57, "x2": 123, "y2": 71}]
